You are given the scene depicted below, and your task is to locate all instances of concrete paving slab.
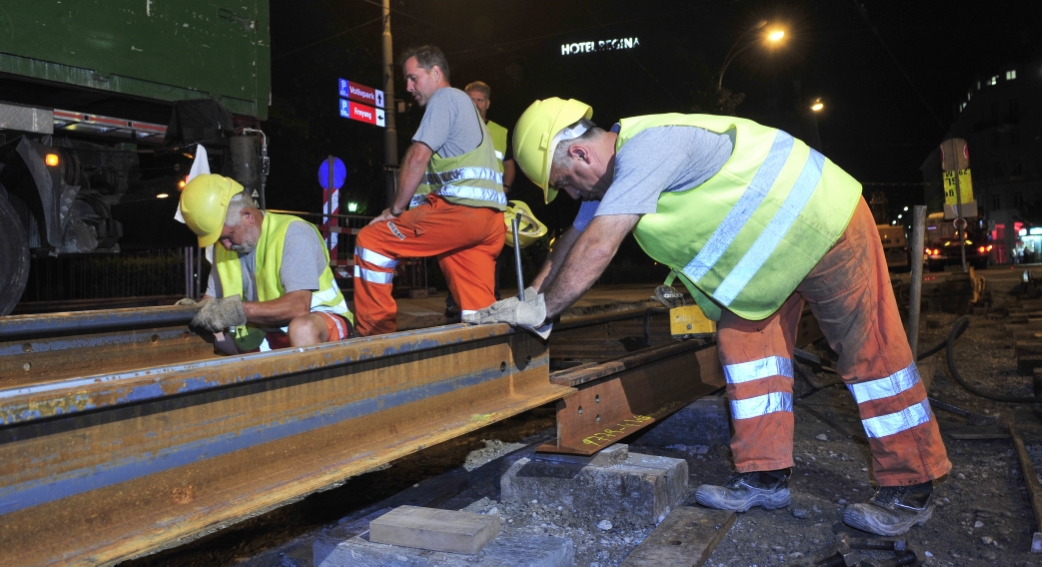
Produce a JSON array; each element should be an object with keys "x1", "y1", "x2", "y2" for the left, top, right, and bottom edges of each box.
[
  {"x1": 369, "y1": 505, "x2": 500, "y2": 554},
  {"x1": 501, "y1": 444, "x2": 687, "y2": 525},
  {"x1": 314, "y1": 531, "x2": 574, "y2": 567}
]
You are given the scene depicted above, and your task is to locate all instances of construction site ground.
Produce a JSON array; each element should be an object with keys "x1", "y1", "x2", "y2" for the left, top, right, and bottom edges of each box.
[{"x1": 120, "y1": 271, "x2": 1042, "y2": 567}]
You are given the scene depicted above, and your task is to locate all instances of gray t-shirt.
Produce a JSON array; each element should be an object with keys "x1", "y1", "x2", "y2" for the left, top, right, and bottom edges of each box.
[
  {"x1": 573, "y1": 125, "x2": 734, "y2": 230},
  {"x1": 206, "y1": 220, "x2": 329, "y2": 301},
  {"x1": 412, "y1": 87, "x2": 484, "y2": 158}
]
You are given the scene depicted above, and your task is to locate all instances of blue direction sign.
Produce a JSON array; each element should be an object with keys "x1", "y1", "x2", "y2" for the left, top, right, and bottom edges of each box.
[{"x1": 317, "y1": 157, "x2": 347, "y2": 190}]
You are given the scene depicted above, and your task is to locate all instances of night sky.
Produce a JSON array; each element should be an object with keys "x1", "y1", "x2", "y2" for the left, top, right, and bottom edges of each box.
[{"x1": 266, "y1": 0, "x2": 1042, "y2": 232}]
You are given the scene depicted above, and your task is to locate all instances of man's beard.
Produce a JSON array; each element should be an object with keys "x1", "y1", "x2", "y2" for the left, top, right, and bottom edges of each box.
[{"x1": 230, "y1": 240, "x2": 256, "y2": 255}]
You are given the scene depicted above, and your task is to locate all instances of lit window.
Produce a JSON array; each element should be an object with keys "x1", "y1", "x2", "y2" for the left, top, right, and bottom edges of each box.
[
  {"x1": 990, "y1": 75, "x2": 999, "y2": 85},
  {"x1": 976, "y1": 80, "x2": 981, "y2": 90},
  {"x1": 1006, "y1": 69, "x2": 1017, "y2": 80},
  {"x1": 960, "y1": 102, "x2": 966, "y2": 112},
  {"x1": 967, "y1": 91, "x2": 972, "y2": 101}
]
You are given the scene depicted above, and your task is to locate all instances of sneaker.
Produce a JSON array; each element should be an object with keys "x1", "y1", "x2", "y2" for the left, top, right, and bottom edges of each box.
[
  {"x1": 842, "y1": 481, "x2": 934, "y2": 536},
  {"x1": 695, "y1": 470, "x2": 791, "y2": 512}
]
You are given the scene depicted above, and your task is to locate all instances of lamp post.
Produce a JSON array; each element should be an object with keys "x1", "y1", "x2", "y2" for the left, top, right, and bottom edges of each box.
[{"x1": 718, "y1": 22, "x2": 786, "y2": 91}]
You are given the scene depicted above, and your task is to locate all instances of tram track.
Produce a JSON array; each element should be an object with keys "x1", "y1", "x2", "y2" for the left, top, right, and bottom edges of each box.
[{"x1": 0, "y1": 302, "x2": 734, "y2": 566}]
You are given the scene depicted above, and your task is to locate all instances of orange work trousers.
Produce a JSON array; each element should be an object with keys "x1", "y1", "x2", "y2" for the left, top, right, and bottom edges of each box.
[
  {"x1": 353, "y1": 194, "x2": 505, "y2": 336},
  {"x1": 718, "y1": 197, "x2": 951, "y2": 486}
]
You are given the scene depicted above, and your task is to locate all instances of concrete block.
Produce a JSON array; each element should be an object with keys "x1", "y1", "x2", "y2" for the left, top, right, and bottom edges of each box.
[
  {"x1": 502, "y1": 445, "x2": 687, "y2": 524},
  {"x1": 314, "y1": 531, "x2": 574, "y2": 567},
  {"x1": 631, "y1": 396, "x2": 731, "y2": 448},
  {"x1": 369, "y1": 505, "x2": 500, "y2": 554}
]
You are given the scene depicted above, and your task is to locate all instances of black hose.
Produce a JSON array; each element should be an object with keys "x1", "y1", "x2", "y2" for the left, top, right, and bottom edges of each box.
[{"x1": 941, "y1": 315, "x2": 1036, "y2": 404}]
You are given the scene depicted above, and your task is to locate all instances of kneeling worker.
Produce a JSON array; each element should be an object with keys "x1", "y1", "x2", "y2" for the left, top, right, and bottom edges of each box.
[
  {"x1": 468, "y1": 98, "x2": 951, "y2": 536},
  {"x1": 180, "y1": 174, "x2": 354, "y2": 353}
]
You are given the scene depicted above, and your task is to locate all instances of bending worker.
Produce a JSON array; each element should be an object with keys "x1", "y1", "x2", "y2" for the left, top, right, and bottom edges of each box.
[
  {"x1": 180, "y1": 174, "x2": 353, "y2": 353},
  {"x1": 353, "y1": 45, "x2": 505, "y2": 335},
  {"x1": 467, "y1": 98, "x2": 951, "y2": 537}
]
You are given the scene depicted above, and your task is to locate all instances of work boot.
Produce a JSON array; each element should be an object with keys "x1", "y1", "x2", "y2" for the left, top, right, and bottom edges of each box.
[
  {"x1": 695, "y1": 470, "x2": 791, "y2": 512},
  {"x1": 842, "y1": 481, "x2": 934, "y2": 536}
]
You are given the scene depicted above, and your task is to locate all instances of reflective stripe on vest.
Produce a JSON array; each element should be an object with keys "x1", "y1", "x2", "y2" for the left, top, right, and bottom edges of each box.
[
  {"x1": 626, "y1": 113, "x2": 862, "y2": 321},
  {"x1": 424, "y1": 166, "x2": 503, "y2": 186},
  {"x1": 724, "y1": 356, "x2": 793, "y2": 384},
  {"x1": 683, "y1": 131, "x2": 795, "y2": 283},
  {"x1": 713, "y1": 150, "x2": 826, "y2": 306},
  {"x1": 730, "y1": 392, "x2": 793, "y2": 420},
  {"x1": 848, "y1": 363, "x2": 920, "y2": 404},
  {"x1": 861, "y1": 399, "x2": 932, "y2": 438},
  {"x1": 438, "y1": 185, "x2": 508, "y2": 206}
]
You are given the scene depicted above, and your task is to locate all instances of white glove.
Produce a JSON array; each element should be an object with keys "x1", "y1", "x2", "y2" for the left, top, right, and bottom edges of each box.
[{"x1": 464, "y1": 287, "x2": 548, "y2": 329}]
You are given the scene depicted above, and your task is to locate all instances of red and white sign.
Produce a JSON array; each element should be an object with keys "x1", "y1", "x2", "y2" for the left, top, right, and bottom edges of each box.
[
  {"x1": 339, "y1": 99, "x2": 386, "y2": 128},
  {"x1": 339, "y1": 79, "x2": 384, "y2": 108}
]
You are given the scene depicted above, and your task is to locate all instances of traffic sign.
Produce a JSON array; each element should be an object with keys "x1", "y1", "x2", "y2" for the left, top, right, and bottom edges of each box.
[
  {"x1": 338, "y1": 78, "x2": 384, "y2": 108},
  {"x1": 339, "y1": 99, "x2": 386, "y2": 128},
  {"x1": 318, "y1": 156, "x2": 347, "y2": 190}
]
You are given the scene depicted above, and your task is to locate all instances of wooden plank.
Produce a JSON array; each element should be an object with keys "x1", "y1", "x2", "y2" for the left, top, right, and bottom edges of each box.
[
  {"x1": 621, "y1": 506, "x2": 735, "y2": 566},
  {"x1": 369, "y1": 505, "x2": 501, "y2": 554}
]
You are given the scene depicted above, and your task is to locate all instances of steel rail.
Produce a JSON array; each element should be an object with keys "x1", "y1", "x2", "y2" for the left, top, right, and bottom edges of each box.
[
  {"x1": 0, "y1": 323, "x2": 570, "y2": 566},
  {"x1": 0, "y1": 304, "x2": 198, "y2": 339}
]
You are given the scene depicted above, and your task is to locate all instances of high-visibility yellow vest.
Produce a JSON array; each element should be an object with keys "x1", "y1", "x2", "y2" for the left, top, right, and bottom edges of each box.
[
  {"x1": 626, "y1": 114, "x2": 862, "y2": 321},
  {"x1": 411, "y1": 96, "x2": 506, "y2": 211},
  {"x1": 215, "y1": 212, "x2": 352, "y2": 351},
  {"x1": 487, "y1": 120, "x2": 508, "y2": 166}
]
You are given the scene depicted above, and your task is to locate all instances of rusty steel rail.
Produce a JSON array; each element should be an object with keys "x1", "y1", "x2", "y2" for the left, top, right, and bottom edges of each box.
[
  {"x1": 538, "y1": 339, "x2": 725, "y2": 455},
  {"x1": 0, "y1": 323, "x2": 570, "y2": 566}
]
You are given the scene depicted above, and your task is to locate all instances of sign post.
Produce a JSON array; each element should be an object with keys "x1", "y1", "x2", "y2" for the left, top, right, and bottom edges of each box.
[
  {"x1": 318, "y1": 156, "x2": 348, "y2": 276},
  {"x1": 940, "y1": 138, "x2": 975, "y2": 272}
]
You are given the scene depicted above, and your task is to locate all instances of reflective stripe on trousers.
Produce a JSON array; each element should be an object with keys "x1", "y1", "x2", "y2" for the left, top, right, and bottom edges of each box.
[
  {"x1": 725, "y1": 356, "x2": 794, "y2": 421},
  {"x1": 849, "y1": 363, "x2": 934, "y2": 438}
]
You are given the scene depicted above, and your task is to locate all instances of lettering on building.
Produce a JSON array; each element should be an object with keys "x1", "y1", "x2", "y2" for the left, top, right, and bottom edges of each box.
[{"x1": 560, "y1": 37, "x2": 641, "y2": 56}]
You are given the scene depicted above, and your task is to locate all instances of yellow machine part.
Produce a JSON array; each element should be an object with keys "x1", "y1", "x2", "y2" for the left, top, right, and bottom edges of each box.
[
  {"x1": 504, "y1": 200, "x2": 548, "y2": 248},
  {"x1": 670, "y1": 304, "x2": 717, "y2": 337}
]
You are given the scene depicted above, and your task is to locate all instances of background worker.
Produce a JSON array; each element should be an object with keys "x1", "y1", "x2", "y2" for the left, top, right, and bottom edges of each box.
[
  {"x1": 444, "y1": 80, "x2": 516, "y2": 315},
  {"x1": 353, "y1": 45, "x2": 506, "y2": 336},
  {"x1": 179, "y1": 174, "x2": 353, "y2": 353},
  {"x1": 468, "y1": 98, "x2": 951, "y2": 537}
]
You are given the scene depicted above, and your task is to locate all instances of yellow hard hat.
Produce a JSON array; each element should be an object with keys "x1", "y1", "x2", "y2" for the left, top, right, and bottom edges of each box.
[
  {"x1": 504, "y1": 200, "x2": 548, "y2": 249},
  {"x1": 179, "y1": 174, "x2": 244, "y2": 247},
  {"x1": 512, "y1": 98, "x2": 593, "y2": 203}
]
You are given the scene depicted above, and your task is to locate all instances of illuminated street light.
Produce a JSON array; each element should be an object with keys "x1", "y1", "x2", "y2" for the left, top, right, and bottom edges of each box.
[
  {"x1": 718, "y1": 21, "x2": 787, "y2": 91},
  {"x1": 897, "y1": 214, "x2": 903, "y2": 220},
  {"x1": 810, "y1": 99, "x2": 824, "y2": 112},
  {"x1": 347, "y1": 201, "x2": 359, "y2": 213},
  {"x1": 904, "y1": 206, "x2": 909, "y2": 211},
  {"x1": 156, "y1": 193, "x2": 169, "y2": 199}
]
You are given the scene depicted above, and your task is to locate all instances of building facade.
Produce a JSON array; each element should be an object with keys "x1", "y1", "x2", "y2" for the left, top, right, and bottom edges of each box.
[{"x1": 921, "y1": 58, "x2": 1042, "y2": 264}]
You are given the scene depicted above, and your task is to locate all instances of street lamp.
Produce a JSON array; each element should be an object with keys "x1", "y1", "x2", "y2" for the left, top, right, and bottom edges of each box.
[
  {"x1": 718, "y1": 22, "x2": 787, "y2": 91},
  {"x1": 810, "y1": 98, "x2": 824, "y2": 112}
]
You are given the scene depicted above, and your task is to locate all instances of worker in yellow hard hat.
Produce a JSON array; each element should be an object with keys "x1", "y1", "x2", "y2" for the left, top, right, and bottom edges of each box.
[
  {"x1": 466, "y1": 98, "x2": 950, "y2": 537},
  {"x1": 179, "y1": 173, "x2": 354, "y2": 353}
]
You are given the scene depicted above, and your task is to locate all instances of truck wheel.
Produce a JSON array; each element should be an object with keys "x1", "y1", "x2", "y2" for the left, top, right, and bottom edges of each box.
[{"x1": 0, "y1": 197, "x2": 30, "y2": 315}]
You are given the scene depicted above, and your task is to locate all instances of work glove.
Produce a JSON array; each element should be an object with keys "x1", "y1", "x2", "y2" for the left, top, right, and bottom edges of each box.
[
  {"x1": 175, "y1": 297, "x2": 199, "y2": 306},
  {"x1": 190, "y1": 294, "x2": 247, "y2": 333},
  {"x1": 463, "y1": 287, "x2": 553, "y2": 339}
]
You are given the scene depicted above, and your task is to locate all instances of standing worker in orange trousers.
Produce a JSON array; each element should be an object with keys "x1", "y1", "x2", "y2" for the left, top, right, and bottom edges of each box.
[
  {"x1": 353, "y1": 45, "x2": 506, "y2": 336},
  {"x1": 469, "y1": 98, "x2": 951, "y2": 536}
]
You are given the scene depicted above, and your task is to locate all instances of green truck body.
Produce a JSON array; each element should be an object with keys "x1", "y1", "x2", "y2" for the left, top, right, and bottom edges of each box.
[{"x1": 0, "y1": 0, "x2": 270, "y2": 119}]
